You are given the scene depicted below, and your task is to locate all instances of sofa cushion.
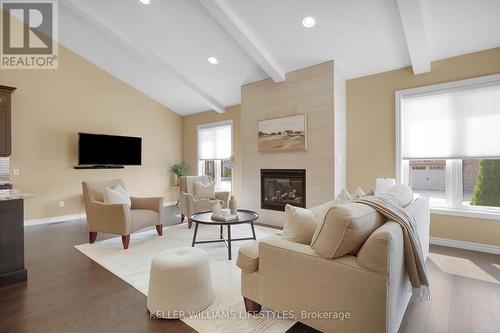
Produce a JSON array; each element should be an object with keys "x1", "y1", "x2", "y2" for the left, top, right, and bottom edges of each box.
[
  {"x1": 237, "y1": 240, "x2": 260, "y2": 273},
  {"x1": 309, "y1": 200, "x2": 340, "y2": 242},
  {"x1": 310, "y1": 200, "x2": 339, "y2": 222},
  {"x1": 282, "y1": 205, "x2": 319, "y2": 244},
  {"x1": 310, "y1": 202, "x2": 385, "y2": 258},
  {"x1": 236, "y1": 234, "x2": 281, "y2": 273}
]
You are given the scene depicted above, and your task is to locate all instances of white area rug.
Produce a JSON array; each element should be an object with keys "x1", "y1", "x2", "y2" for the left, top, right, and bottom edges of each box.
[{"x1": 75, "y1": 222, "x2": 296, "y2": 333}]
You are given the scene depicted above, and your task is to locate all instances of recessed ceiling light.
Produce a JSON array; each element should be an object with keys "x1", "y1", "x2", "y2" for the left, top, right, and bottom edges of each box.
[
  {"x1": 302, "y1": 16, "x2": 316, "y2": 28},
  {"x1": 208, "y1": 57, "x2": 218, "y2": 65},
  {"x1": 139, "y1": 0, "x2": 150, "y2": 5}
]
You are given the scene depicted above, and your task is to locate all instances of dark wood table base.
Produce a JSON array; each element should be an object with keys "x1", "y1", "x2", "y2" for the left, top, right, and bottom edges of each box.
[
  {"x1": 191, "y1": 222, "x2": 257, "y2": 260},
  {"x1": 190, "y1": 210, "x2": 259, "y2": 260}
]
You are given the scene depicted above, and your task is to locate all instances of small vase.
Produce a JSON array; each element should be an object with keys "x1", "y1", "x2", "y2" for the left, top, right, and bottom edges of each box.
[
  {"x1": 228, "y1": 196, "x2": 237, "y2": 215},
  {"x1": 212, "y1": 201, "x2": 222, "y2": 216}
]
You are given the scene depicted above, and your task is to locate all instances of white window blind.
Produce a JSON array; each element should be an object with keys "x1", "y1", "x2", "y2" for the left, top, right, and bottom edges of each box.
[
  {"x1": 198, "y1": 123, "x2": 231, "y2": 160},
  {"x1": 401, "y1": 82, "x2": 500, "y2": 159}
]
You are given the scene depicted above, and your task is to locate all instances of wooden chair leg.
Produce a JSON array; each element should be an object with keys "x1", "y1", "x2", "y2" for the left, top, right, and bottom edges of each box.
[
  {"x1": 181, "y1": 214, "x2": 185, "y2": 222},
  {"x1": 89, "y1": 232, "x2": 97, "y2": 244},
  {"x1": 122, "y1": 235, "x2": 130, "y2": 249},
  {"x1": 188, "y1": 218, "x2": 193, "y2": 229},
  {"x1": 243, "y1": 297, "x2": 261, "y2": 314},
  {"x1": 156, "y1": 224, "x2": 163, "y2": 236}
]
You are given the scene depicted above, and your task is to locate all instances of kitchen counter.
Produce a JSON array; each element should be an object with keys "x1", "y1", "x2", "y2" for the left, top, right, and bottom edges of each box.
[{"x1": 0, "y1": 188, "x2": 33, "y2": 201}]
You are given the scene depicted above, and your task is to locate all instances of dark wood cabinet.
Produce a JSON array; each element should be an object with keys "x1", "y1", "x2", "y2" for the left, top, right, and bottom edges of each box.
[
  {"x1": 0, "y1": 199, "x2": 27, "y2": 286},
  {"x1": 0, "y1": 85, "x2": 16, "y2": 157}
]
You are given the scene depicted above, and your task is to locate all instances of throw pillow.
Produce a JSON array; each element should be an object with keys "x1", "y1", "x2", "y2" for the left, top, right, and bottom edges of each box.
[
  {"x1": 375, "y1": 178, "x2": 396, "y2": 194},
  {"x1": 335, "y1": 188, "x2": 352, "y2": 202},
  {"x1": 310, "y1": 202, "x2": 385, "y2": 258},
  {"x1": 309, "y1": 200, "x2": 341, "y2": 244},
  {"x1": 283, "y1": 204, "x2": 319, "y2": 245},
  {"x1": 351, "y1": 186, "x2": 366, "y2": 199},
  {"x1": 384, "y1": 184, "x2": 414, "y2": 207},
  {"x1": 104, "y1": 185, "x2": 131, "y2": 208},
  {"x1": 194, "y1": 181, "x2": 216, "y2": 200}
]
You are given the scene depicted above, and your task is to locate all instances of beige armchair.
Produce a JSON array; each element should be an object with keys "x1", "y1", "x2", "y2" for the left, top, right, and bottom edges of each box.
[
  {"x1": 82, "y1": 179, "x2": 164, "y2": 249},
  {"x1": 178, "y1": 175, "x2": 230, "y2": 228}
]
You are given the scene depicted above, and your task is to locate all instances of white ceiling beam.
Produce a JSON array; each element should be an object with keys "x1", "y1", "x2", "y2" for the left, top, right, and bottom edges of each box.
[
  {"x1": 199, "y1": 0, "x2": 286, "y2": 82},
  {"x1": 396, "y1": 0, "x2": 431, "y2": 75},
  {"x1": 61, "y1": 0, "x2": 225, "y2": 113}
]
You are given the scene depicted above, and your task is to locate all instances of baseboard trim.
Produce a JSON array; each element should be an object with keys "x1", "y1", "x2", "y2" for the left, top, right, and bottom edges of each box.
[
  {"x1": 430, "y1": 237, "x2": 500, "y2": 255},
  {"x1": 25, "y1": 213, "x2": 86, "y2": 227},
  {"x1": 25, "y1": 202, "x2": 178, "y2": 227}
]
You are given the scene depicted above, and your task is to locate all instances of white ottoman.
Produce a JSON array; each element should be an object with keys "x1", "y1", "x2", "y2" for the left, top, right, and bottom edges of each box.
[{"x1": 147, "y1": 247, "x2": 214, "y2": 318}]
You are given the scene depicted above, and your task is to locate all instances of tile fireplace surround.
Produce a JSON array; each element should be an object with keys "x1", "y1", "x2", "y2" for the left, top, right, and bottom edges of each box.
[{"x1": 261, "y1": 169, "x2": 306, "y2": 212}]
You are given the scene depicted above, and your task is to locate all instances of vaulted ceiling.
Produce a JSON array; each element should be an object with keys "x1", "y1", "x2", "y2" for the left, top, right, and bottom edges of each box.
[{"x1": 59, "y1": 0, "x2": 500, "y2": 115}]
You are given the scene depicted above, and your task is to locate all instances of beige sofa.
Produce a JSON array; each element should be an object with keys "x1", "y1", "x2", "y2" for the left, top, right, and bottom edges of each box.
[
  {"x1": 236, "y1": 197, "x2": 429, "y2": 333},
  {"x1": 82, "y1": 179, "x2": 164, "y2": 249},
  {"x1": 178, "y1": 175, "x2": 229, "y2": 228}
]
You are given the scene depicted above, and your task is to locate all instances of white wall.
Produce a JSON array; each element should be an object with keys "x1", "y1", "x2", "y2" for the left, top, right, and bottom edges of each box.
[{"x1": 334, "y1": 65, "x2": 347, "y2": 196}]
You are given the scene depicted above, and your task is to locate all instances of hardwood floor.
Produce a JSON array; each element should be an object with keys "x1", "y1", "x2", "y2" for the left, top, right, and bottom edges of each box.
[
  {"x1": 399, "y1": 245, "x2": 500, "y2": 333},
  {"x1": 0, "y1": 206, "x2": 194, "y2": 333},
  {"x1": 0, "y1": 205, "x2": 499, "y2": 333}
]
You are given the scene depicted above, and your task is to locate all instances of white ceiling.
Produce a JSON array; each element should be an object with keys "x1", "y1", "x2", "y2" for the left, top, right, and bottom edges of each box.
[
  {"x1": 58, "y1": 0, "x2": 500, "y2": 115},
  {"x1": 421, "y1": 0, "x2": 500, "y2": 61}
]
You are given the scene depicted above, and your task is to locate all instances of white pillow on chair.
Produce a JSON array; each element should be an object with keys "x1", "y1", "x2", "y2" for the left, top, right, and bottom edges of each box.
[
  {"x1": 194, "y1": 181, "x2": 216, "y2": 200},
  {"x1": 104, "y1": 185, "x2": 131, "y2": 208}
]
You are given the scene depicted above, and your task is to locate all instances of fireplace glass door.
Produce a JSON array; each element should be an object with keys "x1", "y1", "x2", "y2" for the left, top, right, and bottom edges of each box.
[{"x1": 261, "y1": 169, "x2": 306, "y2": 211}]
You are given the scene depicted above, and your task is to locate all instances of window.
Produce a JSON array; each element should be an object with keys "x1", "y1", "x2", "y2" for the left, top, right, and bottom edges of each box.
[
  {"x1": 396, "y1": 74, "x2": 500, "y2": 217},
  {"x1": 197, "y1": 121, "x2": 233, "y2": 192},
  {"x1": 463, "y1": 159, "x2": 500, "y2": 208},
  {"x1": 408, "y1": 160, "x2": 446, "y2": 207}
]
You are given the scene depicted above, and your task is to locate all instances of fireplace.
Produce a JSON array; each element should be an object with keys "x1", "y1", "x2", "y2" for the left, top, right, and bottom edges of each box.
[{"x1": 261, "y1": 169, "x2": 306, "y2": 211}]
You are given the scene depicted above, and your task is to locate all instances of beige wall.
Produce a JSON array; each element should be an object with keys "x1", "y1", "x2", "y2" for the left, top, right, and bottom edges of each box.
[
  {"x1": 2, "y1": 45, "x2": 182, "y2": 220},
  {"x1": 181, "y1": 105, "x2": 241, "y2": 200},
  {"x1": 347, "y1": 47, "x2": 500, "y2": 246},
  {"x1": 241, "y1": 61, "x2": 338, "y2": 226}
]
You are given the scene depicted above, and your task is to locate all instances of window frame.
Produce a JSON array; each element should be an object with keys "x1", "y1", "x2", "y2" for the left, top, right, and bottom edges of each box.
[
  {"x1": 196, "y1": 120, "x2": 233, "y2": 192},
  {"x1": 395, "y1": 73, "x2": 500, "y2": 220}
]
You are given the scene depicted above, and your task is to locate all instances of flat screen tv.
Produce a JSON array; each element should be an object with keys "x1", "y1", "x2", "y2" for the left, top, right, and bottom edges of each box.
[{"x1": 77, "y1": 133, "x2": 142, "y2": 166}]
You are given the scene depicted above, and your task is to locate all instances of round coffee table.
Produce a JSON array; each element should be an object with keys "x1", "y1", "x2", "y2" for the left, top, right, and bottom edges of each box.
[{"x1": 190, "y1": 209, "x2": 259, "y2": 260}]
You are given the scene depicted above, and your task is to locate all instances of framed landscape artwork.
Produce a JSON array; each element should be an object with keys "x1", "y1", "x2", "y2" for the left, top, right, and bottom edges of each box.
[{"x1": 258, "y1": 115, "x2": 307, "y2": 152}]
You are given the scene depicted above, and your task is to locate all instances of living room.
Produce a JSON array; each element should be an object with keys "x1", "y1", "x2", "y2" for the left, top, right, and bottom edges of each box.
[{"x1": 1, "y1": 1, "x2": 500, "y2": 332}]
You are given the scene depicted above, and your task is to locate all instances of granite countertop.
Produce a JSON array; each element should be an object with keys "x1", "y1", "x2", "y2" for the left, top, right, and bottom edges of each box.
[{"x1": 0, "y1": 189, "x2": 34, "y2": 201}]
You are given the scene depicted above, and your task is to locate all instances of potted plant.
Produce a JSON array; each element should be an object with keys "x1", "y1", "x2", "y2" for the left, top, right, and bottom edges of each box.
[{"x1": 170, "y1": 162, "x2": 189, "y2": 186}]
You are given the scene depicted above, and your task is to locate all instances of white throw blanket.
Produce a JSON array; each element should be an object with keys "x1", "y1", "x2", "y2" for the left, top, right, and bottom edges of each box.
[{"x1": 354, "y1": 194, "x2": 430, "y2": 302}]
